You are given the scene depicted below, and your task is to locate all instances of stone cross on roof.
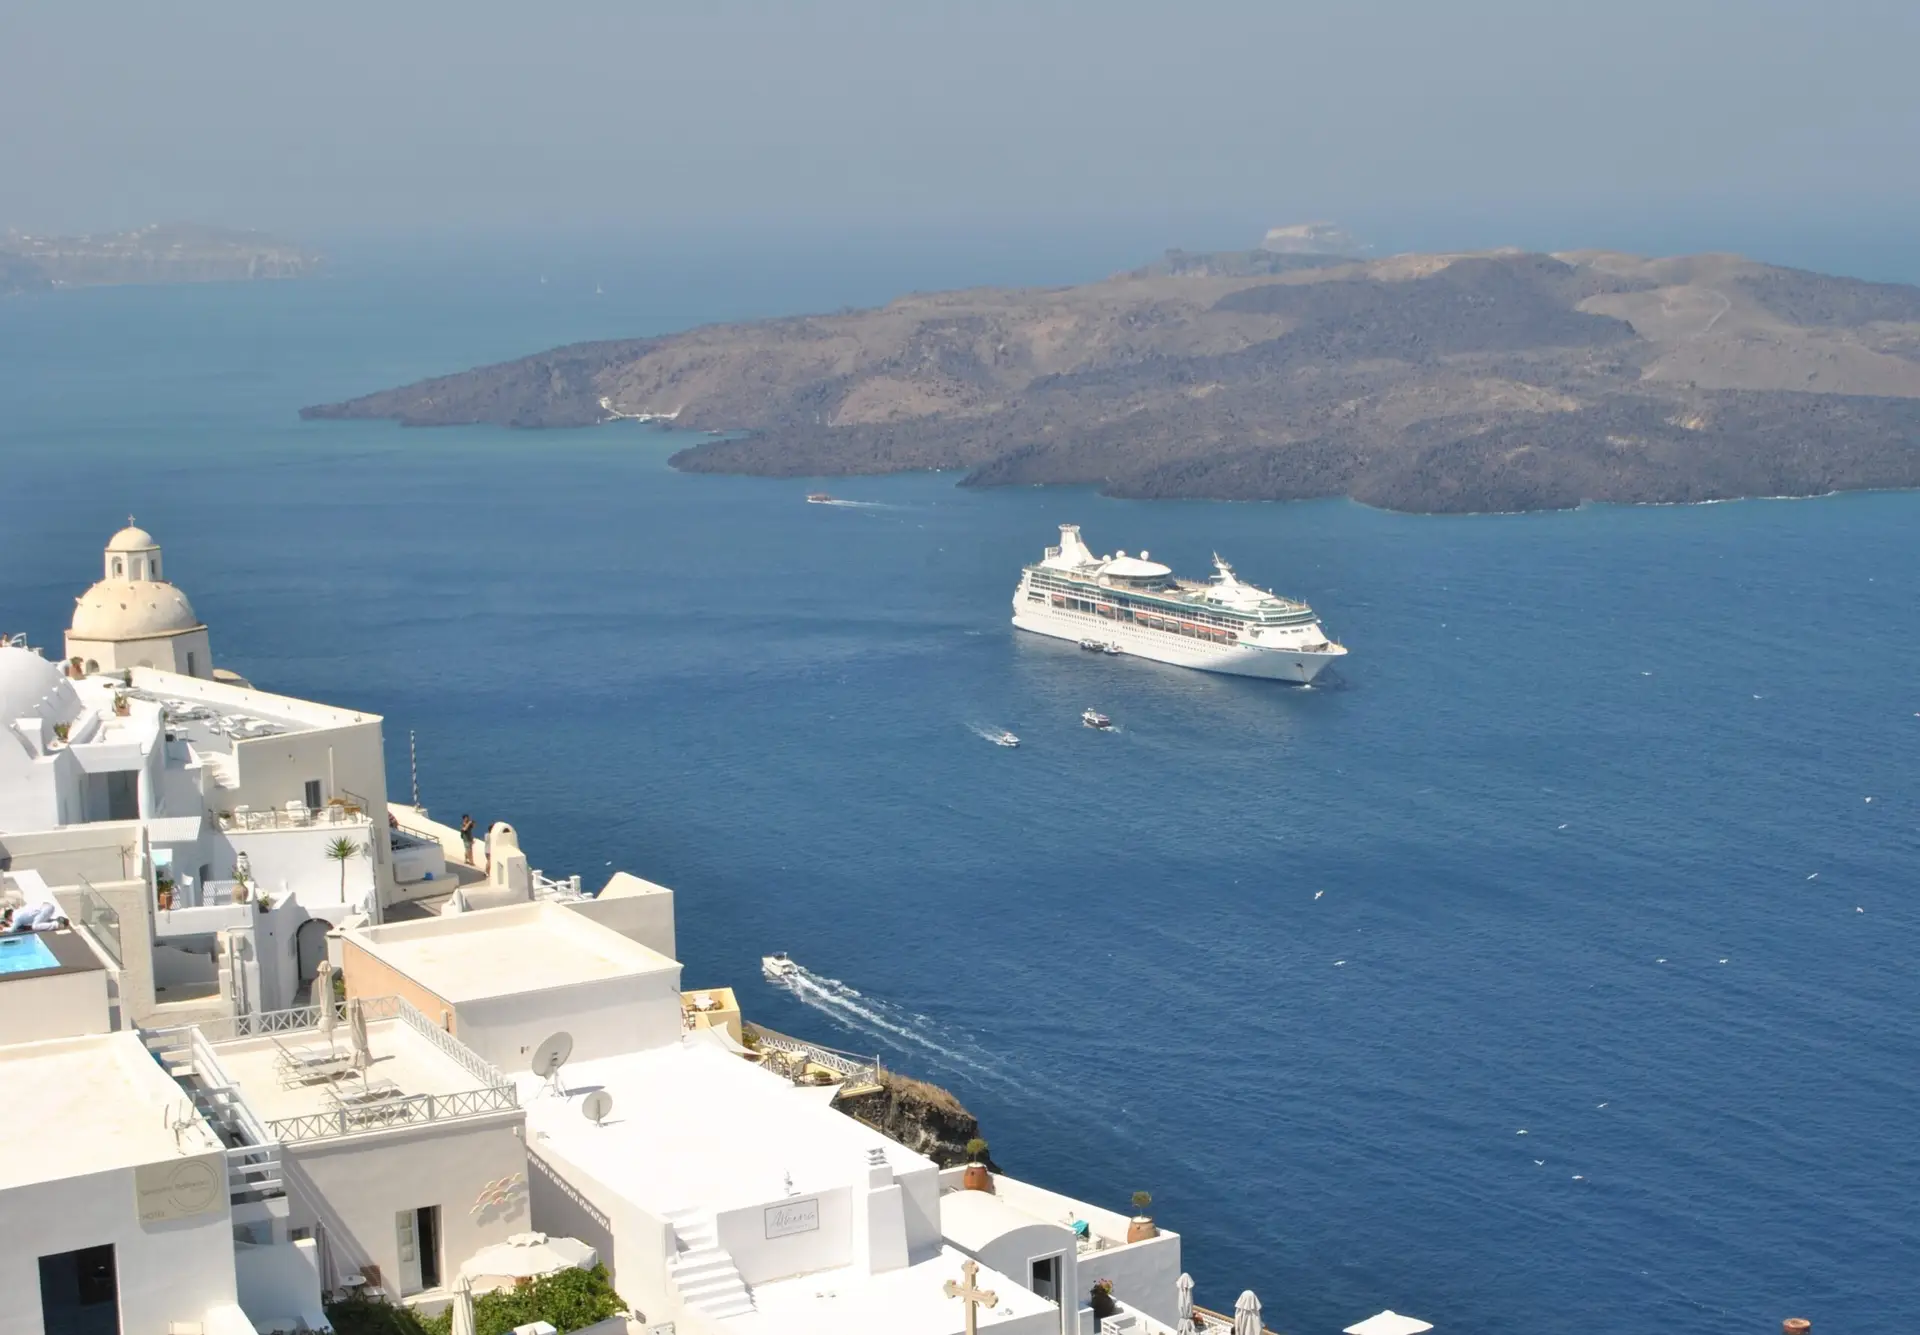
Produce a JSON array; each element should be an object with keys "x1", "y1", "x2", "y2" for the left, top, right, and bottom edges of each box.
[{"x1": 944, "y1": 1258, "x2": 999, "y2": 1335}]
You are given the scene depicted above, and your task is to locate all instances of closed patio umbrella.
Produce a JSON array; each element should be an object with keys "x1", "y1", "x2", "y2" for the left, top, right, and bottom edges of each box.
[
  {"x1": 460, "y1": 1232, "x2": 597, "y2": 1283},
  {"x1": 449, "y1": 1272, "x2": 476, "y2": 1335},
  {"x1": 313, "y1": 961, "x2": 335, "y2": 1048},
  {"x1": 1232, "y1": 1290, "x2": 1263, "y2": 1335},
  {"x1": 347, "y1": 997, "x2": 373, "y2": 1085},
  {"x1": 1176, "y1": 1273, "x2": 1197, "y2": 1334}
]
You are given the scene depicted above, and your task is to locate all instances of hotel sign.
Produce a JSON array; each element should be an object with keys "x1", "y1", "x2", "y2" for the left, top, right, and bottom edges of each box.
[
  {"x1": 135, "y1": 1154, "x2": 224, "y2": 1224},
  {"x1": 764, "y1": 1198, "x2": 820, "y2": 1239}
]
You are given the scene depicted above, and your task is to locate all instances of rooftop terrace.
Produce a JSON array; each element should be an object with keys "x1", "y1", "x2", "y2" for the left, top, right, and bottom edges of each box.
[
  {"x1": 349, "y1": 901, "x2": 676, "y2": 1003},
  {"x1": 158, "y1": 998, "x2": 518, "y2": 1145},
  {"x1": 0, "y1": 1031, "x2": 222, "y2": 1191}
]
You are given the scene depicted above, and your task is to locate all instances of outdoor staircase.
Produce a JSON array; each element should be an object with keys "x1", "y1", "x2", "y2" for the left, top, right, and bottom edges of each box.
[{"x1": 665, "y1": 1208, "x2": 755, "y2": 1320}]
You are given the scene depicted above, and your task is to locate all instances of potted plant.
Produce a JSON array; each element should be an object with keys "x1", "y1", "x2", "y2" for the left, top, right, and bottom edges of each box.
[
  {"x1": 1090, "y1": 1279, "x2": 1119, "y2": 1324},
  {"x1": 156, "y1": 872, "x2": 174, "y2": 911},
  {"x1": 1126, "y1": 1191, "x2": 1156, "y2": 1242},
  {"x1": 51, "y1": 721, "x2": 70, "y2": 744},
  {"x1": 962, "y1": 1139, "x2": 993, "y2": 1192},
  {"x1": 112, "y1": 693, "x2": 130, "y2": 717},
  {"x1": 230, "y1": 865, "x2": 251, "y2": 904}
]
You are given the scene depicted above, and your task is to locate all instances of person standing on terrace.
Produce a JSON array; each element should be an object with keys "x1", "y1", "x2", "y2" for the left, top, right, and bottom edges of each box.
[{"x1": 460, "y1": 813, "x2": 477, "y2": 865}]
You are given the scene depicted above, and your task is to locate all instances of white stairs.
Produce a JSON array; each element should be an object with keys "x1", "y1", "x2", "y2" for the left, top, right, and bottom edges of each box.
[{"x1": 666, "y1": 1208, "x2": 755, "y2": 1320}]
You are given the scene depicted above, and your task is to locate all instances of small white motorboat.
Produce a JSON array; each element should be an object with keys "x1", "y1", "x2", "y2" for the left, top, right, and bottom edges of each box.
[
  {"x1": 762, "y1": 952, "x2": 799, "y2": 981},
  {"x1": 1081, "y1": 709, "x2": 1113, "y2": 730},
  {"x1": 1100, "y1": 642, "x2": 1122, "y2": 655},
  {"x1": 1078, "y1": 638, "x2": 1104, "y2": 651},
  {"x1": 993, "y1": 730, "x2": 1020, "y2": 748}
]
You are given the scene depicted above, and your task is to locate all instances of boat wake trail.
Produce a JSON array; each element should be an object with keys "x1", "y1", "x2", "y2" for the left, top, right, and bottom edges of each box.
[
  {"x1": 781, "y1": 965, "x2": 1013, "y2": 1091},
  {"x1": 966, "y1": 723, "x2": 1016, "y2": 744}
]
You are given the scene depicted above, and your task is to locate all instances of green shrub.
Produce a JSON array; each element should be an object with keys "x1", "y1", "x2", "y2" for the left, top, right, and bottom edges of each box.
[{"x1": 324, "y1": 1265, "x2": 624, "y2": 1335}]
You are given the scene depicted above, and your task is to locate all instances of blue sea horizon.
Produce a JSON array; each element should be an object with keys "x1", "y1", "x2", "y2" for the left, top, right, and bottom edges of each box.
[{"x1": 2, "y1": 240, "x2": 1914, "y2": 1334}]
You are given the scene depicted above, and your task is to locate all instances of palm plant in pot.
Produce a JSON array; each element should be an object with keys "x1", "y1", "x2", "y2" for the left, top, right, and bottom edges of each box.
[
  {"x1": 1126, "y1": 1190, "x2": 1156, "y2": 1242},
  {"x1": 962, "y1": 1139, "x2": 992, "y2": 1192}
]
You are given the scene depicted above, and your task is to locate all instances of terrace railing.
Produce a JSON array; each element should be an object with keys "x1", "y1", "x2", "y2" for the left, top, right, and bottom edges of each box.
[
  {"x1": 70, "y1": 877, "x2": 124, "y2": 969},
  {"x1": 264, "y1": 1083, "x2": 520, "y2": 1144},
  {"x1": 743, "y1": 1022, "x2": 882, "y2": 1088}
]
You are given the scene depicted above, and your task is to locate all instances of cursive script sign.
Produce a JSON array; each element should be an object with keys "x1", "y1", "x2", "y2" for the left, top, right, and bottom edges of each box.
[{"x1": 764, "y1": 1198, "x2": 820, "y2": 1239}]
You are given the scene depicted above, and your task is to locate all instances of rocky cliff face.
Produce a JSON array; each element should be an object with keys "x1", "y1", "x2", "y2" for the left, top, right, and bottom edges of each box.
[
  {"x1": 301, "y1": 247, "x2": 1920, "y2": 513},
  {"x1": 834, "y1": 1071, "x2": 999, "y2": 1171}
]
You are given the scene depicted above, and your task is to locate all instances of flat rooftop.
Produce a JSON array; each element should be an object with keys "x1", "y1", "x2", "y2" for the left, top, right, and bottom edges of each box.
[
  {"x1": 124, "y1": 666, "x2": 383, "y2": 742},
  {"x1": 521, "y1": 1036, "x2": 932, "y2": 1217},
  {"x1": 744, "y1": 1248, "x2": 1054, "y2": 1335},
  {"x1": 349, "y1": 902, "x2": 676, "y2": 1004},
  {"x1": 211, "y1": 1008, "x2": 514, "y2": 1139},
  {"x1": 0, "y1": 1031, "x2": 222, "y2": 1191}
]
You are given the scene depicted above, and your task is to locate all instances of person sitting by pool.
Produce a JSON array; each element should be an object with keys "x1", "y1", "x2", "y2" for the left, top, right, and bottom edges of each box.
[{"x1": 6, "y1": 902, "x2": 66, "y2": 933}]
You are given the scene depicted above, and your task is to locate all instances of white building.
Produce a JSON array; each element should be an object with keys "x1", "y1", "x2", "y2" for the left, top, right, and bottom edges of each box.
[
  {"x1": 334, "y1": 894, "x2": 1145, "y2": 1335},
  {"x1": 149, "y1": 995, "x2": 529, "y2": 1307},
  {"x1": 0, "y1": 1030, "x2": 280, "y2": 1335},
  {"x1": 1, "y1": 638, "x2": 429, "y2": 1030},
  {"x1": 64, "y1": 522, "x2": 215, "y2": 679}
]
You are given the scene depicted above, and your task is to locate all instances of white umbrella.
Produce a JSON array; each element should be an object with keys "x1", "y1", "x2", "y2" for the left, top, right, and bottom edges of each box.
[
  {"x1": 1176, "y1": 1273, "x2": 1197, "y2": 1334},
  {"x1": 449, "y1": 1272, "x2": 476, "y2": 1335},
  {"x1": 1232, "y1": 1290, "x2": 1263, "y2": 1335},
  {"x1": 461, "y1": 1231, "x2": 597, "y2": 1283},
  {"x1": 314, "y1": 961, "x2": 335, "y2": 1048},
  {"x1": 347, "y1": 997, "x2": 373, "y2": 1085}
]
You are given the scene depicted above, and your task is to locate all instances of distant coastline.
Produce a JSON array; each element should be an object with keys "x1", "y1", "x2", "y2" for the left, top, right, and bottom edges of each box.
[
  {"x1": 300, "y1": 242, "x2": 1920, "y2": 515},
  {"x1": 1, "y1": 223, "x2": 318, "y2": 295}
]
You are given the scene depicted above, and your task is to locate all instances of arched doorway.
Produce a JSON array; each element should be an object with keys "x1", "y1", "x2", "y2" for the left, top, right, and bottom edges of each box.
[{"x1": 295, "y1": 918, "x2": 331, "y2": 986}]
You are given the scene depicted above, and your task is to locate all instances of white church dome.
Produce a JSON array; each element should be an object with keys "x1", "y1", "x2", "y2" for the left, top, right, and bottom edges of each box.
[
  {"x1": 106, "y1": 524, "x2": 159, "y2": 553},
  {"x1": 71, "y1": 581, "x2": 202, "y2": 640},
  {"x1": 0, "y1": 646, "x2": 83, "y2": 727}
]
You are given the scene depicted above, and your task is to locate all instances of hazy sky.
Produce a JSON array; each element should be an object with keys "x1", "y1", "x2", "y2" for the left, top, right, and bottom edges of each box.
[{"x1": 6, "y1": 0, "x2": 1918, "y2": 249}]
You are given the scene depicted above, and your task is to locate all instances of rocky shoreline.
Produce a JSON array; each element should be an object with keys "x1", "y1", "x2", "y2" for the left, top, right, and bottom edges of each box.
[{"x1": 301, "y1": 248, "x2": 1920, "y2": 514}]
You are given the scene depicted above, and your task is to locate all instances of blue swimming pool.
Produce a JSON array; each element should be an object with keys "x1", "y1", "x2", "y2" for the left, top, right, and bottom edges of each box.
[{"x1": 0, "y1": 933, "x2": 59, "y2": 975}]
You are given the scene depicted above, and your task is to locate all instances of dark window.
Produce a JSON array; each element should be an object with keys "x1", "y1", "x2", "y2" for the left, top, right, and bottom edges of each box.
[
  {"x1": 105, "y1": 770, "x2": 139, "y2": 822},
  {"x1": 304, "y1": 780, "x2": 323, "y2": 810},
  {"x1": 186, "y1": 651, "x2": 197, "y2": 677},
  {"x1": 1030, "y1": 1254, "x2": 1060, "y2": 1303},
  {"x1": 39, "y1": 1244, "x2": 119, "y2": 1335}
]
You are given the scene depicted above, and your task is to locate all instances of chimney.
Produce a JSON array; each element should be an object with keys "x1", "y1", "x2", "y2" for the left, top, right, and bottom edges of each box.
[{"x1": 1782, "y1": 1320, "x2": 1810, "y2": 1335}]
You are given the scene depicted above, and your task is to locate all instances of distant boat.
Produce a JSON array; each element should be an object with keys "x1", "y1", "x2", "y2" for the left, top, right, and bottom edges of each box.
[
  {"x1": 993, "y1": 730, "x2": 1020, "y2": 747},
  {"x1": 807, "y1": 493, "x2": 835, "y2": 504},
  {"x1": 1082, "y1": 709, "x2": 1113, "y2": 730},
  {"x1": 762, "y1": 952, "x2": 798, "y2": 981},
  {"x1": 1077, "y1": 637, "x2": 1123, "y2": 654}
]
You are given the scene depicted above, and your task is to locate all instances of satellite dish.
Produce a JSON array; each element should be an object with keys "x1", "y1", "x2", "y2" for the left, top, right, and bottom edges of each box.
[
  {"x1": 581, "y1": 1090, "x2": 614, "y2": 1126},
  {"x1": 531, "y1": 1032, "x2": 573, "y2": 1095}
]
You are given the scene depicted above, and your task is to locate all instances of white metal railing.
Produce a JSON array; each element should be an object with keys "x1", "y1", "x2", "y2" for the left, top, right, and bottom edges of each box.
[
  {"x1": 147, "y1": 996, "x2": 518, "y2": 1145},
  {"x1": 743, "y1": 1023, "x2": 882, "y2": 1086},
  {"x1": 219, "y1": 805, "x2": 370, "y2": 833},
  {"x1": 265, "y1": 1083, "x2": 520, "y2": 1143},
  {"x1": 531, "y1": 870, "x2": 585, "y2": 901}
]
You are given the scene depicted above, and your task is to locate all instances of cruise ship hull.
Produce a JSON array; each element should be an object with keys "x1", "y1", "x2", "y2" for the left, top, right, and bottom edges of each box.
[{"x1": 1012, "y1": 604, "x2": 1343, "y2": 684}]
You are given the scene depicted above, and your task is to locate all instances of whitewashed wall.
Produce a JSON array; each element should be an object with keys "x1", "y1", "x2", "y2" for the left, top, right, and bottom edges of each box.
[
  {"x1": 0, "y1": 1159, "x2": 237, "y2": 1335},
  {"x1": 455, "y1": 968, "x2": 684, "y2": 1073},
  {"x1": 285, "y1": 1116, "x2": 527, "y2": 1299}
]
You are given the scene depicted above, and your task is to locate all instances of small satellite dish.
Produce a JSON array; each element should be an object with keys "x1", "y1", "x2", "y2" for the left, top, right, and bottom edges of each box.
[
  {"x1": 531, "y1": 1031, "x2": 573, "y2": 1095},
  {"x1": 581, "y1": 1090, "x2": 613, "y2": 1126}
]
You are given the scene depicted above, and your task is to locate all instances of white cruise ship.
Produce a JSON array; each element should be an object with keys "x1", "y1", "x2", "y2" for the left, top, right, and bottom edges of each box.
[{"x1": 1011, "y1": 524, "x2": 1348, "y2": 683}]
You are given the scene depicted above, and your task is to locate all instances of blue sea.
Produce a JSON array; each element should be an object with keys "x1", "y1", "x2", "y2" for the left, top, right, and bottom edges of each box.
[{"x1": 2, "y1": 241, "x2": 1915, "y2": 1335}]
